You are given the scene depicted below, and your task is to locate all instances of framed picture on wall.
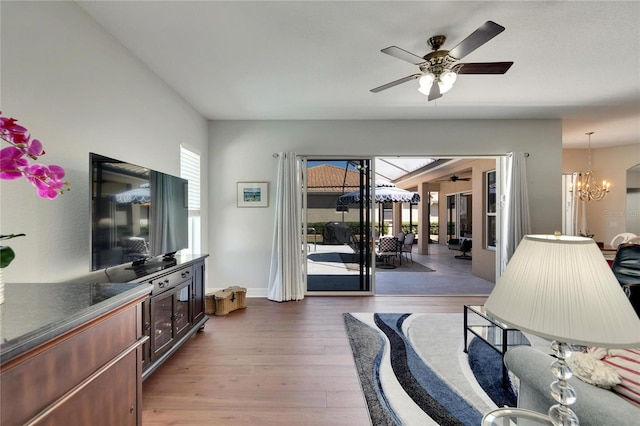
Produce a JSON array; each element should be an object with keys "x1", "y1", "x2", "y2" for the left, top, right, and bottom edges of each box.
[{"x1": 237, "y1": 182, "x2": 268, "y2": 207}]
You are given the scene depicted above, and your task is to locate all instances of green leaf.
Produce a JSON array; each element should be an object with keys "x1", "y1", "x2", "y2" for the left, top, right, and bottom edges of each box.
[{"x1": 0, "y1": 245, "x2": 16, "y2": 268}]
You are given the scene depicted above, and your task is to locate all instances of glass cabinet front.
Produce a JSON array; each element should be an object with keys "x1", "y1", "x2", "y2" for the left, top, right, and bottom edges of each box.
[
  {"x1": 174, "y1": 281, "x2": 191, "y2": 338},
  {"x1": 151, "y1": 290, "x2": 175, "y2": 358}
]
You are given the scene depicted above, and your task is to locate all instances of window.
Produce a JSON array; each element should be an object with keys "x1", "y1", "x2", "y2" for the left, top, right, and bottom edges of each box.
[
  {"x1": 486, "y1": 170, "x2": 497, "y2": 249},
  {"x1": 180, "y1": 145, "x2": 201, "y2": 254}
]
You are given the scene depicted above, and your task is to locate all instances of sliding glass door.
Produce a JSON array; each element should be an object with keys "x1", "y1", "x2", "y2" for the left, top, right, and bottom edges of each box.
[
  {"x1": 302, "y1": 158, "x2": 372, "y2": 293},
  {"x1": 447, "y1": 191, "x2": 473, "y2": 240}
]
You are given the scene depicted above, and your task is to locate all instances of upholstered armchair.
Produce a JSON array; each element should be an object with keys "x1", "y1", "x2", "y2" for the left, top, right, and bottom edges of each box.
[{"x1": 611, "y1": 242, "x2": 640, "y2": 316}]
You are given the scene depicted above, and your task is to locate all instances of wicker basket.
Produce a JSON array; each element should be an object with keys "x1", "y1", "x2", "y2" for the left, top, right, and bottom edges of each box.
[
  {"x1": 211, "y1": 286, "x2": 247, "y2": 316},
  {"x1": 204, "y1": 292, "x2": 216, "y2": 315}
]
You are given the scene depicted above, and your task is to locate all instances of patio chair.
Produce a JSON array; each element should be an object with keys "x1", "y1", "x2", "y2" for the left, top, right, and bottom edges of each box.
[
  {"x1": 457, "y1": 238, "x2": 472, "y2": 259},
  {"x1": 448, "y1": 237, "x2": 472, "y2": 260},
  {"x1": 400, "y1": 233, "x2": 415, "y2": 264},
  {"x1": 376, "y1": 236, "x2": 398, "y2": 268},
  {"x1": 395, "y1": 232, "x2": 405, "y2": 261},
  {"x1": 122, "y1": 236, "x2": 149, "y2": 262}
]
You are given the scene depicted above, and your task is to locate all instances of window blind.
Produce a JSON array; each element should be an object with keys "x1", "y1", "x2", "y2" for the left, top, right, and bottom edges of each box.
[{"x1": 180, "y1": 146, "x2": 200, "y2": 211}]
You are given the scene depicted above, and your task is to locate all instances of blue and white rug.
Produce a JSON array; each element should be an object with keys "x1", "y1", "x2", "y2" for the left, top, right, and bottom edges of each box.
[{"x1": 343, "y1": 313, "x2": 525, "y2": 426}]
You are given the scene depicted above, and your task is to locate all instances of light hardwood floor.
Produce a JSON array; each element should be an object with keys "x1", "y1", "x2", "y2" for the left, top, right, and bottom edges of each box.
[{"x1": 142, "y1": 295, "x2": 487, "y2": 425}]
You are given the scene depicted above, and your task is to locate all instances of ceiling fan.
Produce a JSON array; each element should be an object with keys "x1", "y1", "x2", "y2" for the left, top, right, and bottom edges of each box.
[
  {"x1": 437, "y1": 175, "x2": 471, "y2": 182},
  {"x1": 371, "y1": 21, "x2": 513, "y2": 101}
]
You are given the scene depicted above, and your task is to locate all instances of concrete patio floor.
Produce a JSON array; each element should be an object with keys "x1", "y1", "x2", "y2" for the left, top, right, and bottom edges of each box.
[{"x1": 306, "y1": 242, "x2": 495, "y2": 296}]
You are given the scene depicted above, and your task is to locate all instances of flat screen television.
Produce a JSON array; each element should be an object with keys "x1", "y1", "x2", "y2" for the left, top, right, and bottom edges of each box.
[{"x1": 90, "y1": 153, "x2": 188, "y2": 271}]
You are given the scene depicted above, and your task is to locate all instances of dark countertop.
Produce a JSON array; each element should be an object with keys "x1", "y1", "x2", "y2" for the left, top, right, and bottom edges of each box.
[
  {"x1": 0, "y1": 282, "x2": 152, "y2": 363},
  {"x1": 70, "y1": 253, "x2": 209, "y2": 284}
]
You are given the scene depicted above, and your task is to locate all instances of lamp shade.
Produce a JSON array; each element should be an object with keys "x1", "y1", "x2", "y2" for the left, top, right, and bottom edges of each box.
[{"x1": 485, "y1": 235, "x2": 640, "y2": 348}]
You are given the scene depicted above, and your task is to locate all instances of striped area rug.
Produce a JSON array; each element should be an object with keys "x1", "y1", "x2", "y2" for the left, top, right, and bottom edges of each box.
[{"x1": 343, "y1": 313, "x2": 520, "y2": 426}]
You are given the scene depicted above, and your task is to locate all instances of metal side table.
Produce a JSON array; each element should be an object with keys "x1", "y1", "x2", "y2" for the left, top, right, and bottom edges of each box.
[
  {"x1": 464, "y1": 305, "x2": 529, "y2": 387},
  {"x1": 482, "y1": 408, "x2": 554, "y2": 426}
]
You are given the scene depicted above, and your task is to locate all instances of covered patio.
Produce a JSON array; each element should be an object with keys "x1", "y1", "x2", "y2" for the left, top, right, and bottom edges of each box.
[{"x1": 306, "y1": 242, "x2": 494, "y2": 295}]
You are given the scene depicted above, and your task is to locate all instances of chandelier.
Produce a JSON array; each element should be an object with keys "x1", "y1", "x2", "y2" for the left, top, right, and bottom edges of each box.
[{"x1": 574, "y1": 131, "x2": 610, "y2": 201}]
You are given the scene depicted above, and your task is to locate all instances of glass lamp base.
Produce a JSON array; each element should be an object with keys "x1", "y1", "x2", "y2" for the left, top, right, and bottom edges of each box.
[
  {"x1": 549, "y1": 404, "x2": 579, "y2": 426},
  {"x1": 548, "y1": 340, "x2": 580, "y2": 426}
]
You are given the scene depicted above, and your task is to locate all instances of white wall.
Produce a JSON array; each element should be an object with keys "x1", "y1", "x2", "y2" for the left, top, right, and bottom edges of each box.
[
  {"x1": 209, "y1": 119, "x2": 562, "y2": 295},
  {"x1": 0, "y1": 2, "x2": 209, "y2": 283}
]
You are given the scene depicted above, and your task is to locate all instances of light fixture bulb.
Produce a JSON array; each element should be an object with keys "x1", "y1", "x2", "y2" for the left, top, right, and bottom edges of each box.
[
  {"x1": 419, "y1": 72, "x2": 435, "y2": 87},
  {"x1": 417, "y1": 72, "x2": 435, "y2": 95},
  {"x1": 440, "y1": 70, "x2": 457, "y2": 85},
  {"x1": 438, "y1": 70, "x2": 457, "y2": 93}
]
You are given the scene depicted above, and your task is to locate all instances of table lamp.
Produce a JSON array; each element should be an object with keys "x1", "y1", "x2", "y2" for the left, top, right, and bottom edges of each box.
[{"x1": 484, "y1": 234, "x2": 640, "y2": 425}]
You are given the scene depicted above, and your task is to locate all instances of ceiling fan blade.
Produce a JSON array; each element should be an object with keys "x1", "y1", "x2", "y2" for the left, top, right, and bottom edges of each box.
[
  {"x1": 457, "y1": 62, "x2": 513, "y2": 74},
  {"x1": 381, "y1": 46, "x2": 426, "y2": 65},
  {"x1": 427, "y1": 80, "x2": 441, "y2": 101},
  {"x1": 370, "y1": 74, "x2": 421, "y2": 93},
  {"x1": 436, "y1": 175, "x2": 469, "y2": 182},
  {"x1": 448, "y1": 21, "x2": 506, "y2": 60}
]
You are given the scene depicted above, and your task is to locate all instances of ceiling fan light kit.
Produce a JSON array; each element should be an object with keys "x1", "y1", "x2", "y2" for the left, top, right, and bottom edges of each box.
[
  {"x1": 417, "y1": 69, "x2": 458, "y2": 96},
  {"x1": 372, "y1": 21, "x2": 513, "y2": 101}
]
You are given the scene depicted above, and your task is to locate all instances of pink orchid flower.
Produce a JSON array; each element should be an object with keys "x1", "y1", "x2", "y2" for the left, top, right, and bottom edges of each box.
[
  {"x1": 0, "y1": 111, "x2": 70, "y2": 199},
  {"x1": 26, "y1": 138, "x2": 45, "y2": 158},
  {"x1": 0, "y1": 146, "x2": 29, "y2": 180},
  {"x1": 1, "y1": 112, "x2": 70, "y2": 269},
  {"x1": 24, "y1": 164, "x2": 67, "y2": 200}
]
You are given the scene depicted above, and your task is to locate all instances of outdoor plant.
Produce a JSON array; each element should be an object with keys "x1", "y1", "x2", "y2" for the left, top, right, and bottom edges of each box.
[{"x1": 0, "y1": 112, "x2": 70, "y2": 268}]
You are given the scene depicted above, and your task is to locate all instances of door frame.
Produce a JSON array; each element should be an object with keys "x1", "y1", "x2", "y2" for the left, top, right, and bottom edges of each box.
[{"x1": 302, "y1": 156, "x2": 375, "y2": 296}]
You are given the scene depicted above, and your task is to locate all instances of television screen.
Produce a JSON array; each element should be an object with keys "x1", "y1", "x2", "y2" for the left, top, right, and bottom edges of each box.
[{"x1": 90, "y1": 153, "x2": 188, "y2": 271}]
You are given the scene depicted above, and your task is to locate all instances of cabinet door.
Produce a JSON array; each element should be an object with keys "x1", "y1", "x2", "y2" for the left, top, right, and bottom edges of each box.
[
  {"x1": 30, "y1": 348, "x2": 140, "y2": 426},
  {"x1": 0, "y1": 303, "x2": 142, "y2": 426},
  {"x1": 150, "y1": 290, "x2": 175, "y2": 361},
  {"x1": 192, "y1": 260, "x2": 206, "y2": 324},
  {"x1": 174, "y1": 280, "x2": 192, "y2": 340}
]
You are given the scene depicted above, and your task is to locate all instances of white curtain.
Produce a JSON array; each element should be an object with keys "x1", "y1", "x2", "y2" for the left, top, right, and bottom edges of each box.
[
  {"x1": 500, "y1": 152, "x2": 531, "y2": 273},
  {"x1": 267, "y1": 152, "x2": 304, "y2": 302},
  {"x1": 573, "y1": 172, "x2": 590, "y2": 236},
  {"x1": 562, "y1": 173, "x2": 579, "y2": 236},
  {"x1": 150, "y1": 171, "x2": 188, "y2": 256}
]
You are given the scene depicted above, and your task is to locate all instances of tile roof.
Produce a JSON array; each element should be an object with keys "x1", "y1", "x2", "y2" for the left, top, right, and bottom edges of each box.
[{"x1": 307, "y1": 164, "x2": 361, "y2": 193}]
